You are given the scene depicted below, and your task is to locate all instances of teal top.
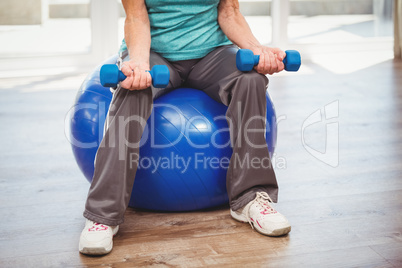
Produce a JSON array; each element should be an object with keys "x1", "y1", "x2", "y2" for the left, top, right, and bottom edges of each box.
[{"x1": 119, "y1": 0, "x2": 232, "y2": 62}]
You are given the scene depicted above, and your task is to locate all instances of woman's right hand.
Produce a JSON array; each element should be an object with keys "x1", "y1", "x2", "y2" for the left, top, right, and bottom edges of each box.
[{"x1": 120, "y1": 61, "x2": 152, "y2": 90}]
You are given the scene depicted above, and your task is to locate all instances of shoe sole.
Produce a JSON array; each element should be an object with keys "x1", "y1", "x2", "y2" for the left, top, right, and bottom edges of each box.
[
  {"x1": 256, "y1": 225, "x2": 291, "y2": 237},
  {"x1": 79, "y1": 244, "x2": 112, "y2": 255},
  {"x1": 230, "y1": 210, "x2": 291, "y2": 237}
]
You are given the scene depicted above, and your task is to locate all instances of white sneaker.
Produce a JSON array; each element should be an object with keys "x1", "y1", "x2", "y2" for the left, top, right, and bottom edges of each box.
[
  {"x1": 231, "y1": 192, "x2": 291, "y2": 236},
  {"x1": 79, "y1": 219, "x2": 119, "y2": 255}
]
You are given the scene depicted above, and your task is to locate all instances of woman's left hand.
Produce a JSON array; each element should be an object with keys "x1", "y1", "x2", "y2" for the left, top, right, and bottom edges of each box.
[{"x1": 251, "y1": 46, "x2": 286, "y2": 75}]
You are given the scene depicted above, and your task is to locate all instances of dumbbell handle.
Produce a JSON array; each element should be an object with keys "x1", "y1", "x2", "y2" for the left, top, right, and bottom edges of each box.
[
  {"x1": 100, "y1": 64, "x2": 170, "y2": 88},
  {"x1": 236, "y1": 49, "x2": 301, "y2": 72},
  {"x1": 115, "y1": 69, "x2": 127, "y2": 82}
]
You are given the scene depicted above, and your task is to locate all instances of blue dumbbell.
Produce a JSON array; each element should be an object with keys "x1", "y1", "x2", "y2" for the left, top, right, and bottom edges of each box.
[
  {"x1": 236, "y1": 49, "x2": 301, "y2": 72},
  {"x1": 100, "y1": 64, "x2": 170, "y2": 88}
]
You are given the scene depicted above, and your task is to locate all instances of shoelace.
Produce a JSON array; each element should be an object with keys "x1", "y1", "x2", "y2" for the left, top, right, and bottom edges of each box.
[
  {"x1": 87, "y1": 221, "x2": 109, "y2": 232},
  {"x1": 245, "y1": 192, "x2": 277, "y2": 229}
]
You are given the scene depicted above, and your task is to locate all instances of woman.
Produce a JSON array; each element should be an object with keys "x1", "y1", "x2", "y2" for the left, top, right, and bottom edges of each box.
[{"x1": 79, "y1": 0, "x2": 290, "y2": 255}]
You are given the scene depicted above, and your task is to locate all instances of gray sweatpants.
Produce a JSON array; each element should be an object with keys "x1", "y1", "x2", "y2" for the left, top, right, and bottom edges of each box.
[{"x1": 84, "y1": 45, "x2": 278, "y2": 226}]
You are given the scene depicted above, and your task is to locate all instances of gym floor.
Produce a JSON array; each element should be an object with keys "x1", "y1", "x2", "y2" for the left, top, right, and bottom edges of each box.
[{"x1": 0, "y1": 50, "x2": 401, "y2": 267}]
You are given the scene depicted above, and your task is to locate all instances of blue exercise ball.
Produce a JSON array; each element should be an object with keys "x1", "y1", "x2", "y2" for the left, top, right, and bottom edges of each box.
[{"x1": 69, "y1": 55, "x2": 277, "y2": 211}]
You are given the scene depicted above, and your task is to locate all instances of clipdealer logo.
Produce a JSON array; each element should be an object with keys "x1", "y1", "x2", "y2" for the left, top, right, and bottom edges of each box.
[{"x1": 301, "y1": 100, "x2": 339, "y2": 167}]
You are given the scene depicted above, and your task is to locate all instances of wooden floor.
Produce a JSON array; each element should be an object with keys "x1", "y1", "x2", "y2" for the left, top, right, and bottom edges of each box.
[{"x1": 0, "y1": 53, "x2": 401, "y2": 267}]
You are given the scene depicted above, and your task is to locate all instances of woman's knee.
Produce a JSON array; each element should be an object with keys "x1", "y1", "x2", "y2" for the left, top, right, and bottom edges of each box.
[{"x1": 235, "y1": 72, "x2": 268, "y2": 97}]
